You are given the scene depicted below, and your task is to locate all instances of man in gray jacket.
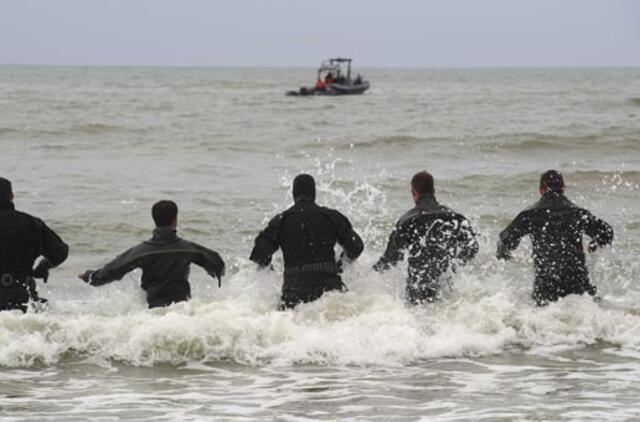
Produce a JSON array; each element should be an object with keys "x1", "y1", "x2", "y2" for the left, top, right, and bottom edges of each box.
[{"x1": 79, "y1": 200, "x2": 224, "y2": 308}]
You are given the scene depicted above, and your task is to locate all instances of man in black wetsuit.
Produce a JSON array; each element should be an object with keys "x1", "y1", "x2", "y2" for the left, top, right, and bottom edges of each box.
[
  {"x1": 79, "y1": 200, "x2": 225, "y2": 308},
  {"x1": 0, "y1": 177, "x2": 69, "y2": 312},
  {"x1": 374, "y1": 171, "x2": 478, "y2": 304},
  {"x1": 249, "y1": 174, "x2": 364, "y2": 309},
  {"x1": 497, "y1": 170, "x2": 614, "y2": 305}
]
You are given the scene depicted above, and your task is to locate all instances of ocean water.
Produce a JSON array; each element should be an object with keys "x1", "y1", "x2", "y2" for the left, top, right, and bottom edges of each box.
[{"x1": 1, "y1": 66, "x2": 640, "y2": 421}]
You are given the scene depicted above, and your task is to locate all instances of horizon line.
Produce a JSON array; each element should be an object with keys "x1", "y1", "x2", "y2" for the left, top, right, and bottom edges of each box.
[{"x1": 1, "y1": 62, "x2": 639, "y2": 70}]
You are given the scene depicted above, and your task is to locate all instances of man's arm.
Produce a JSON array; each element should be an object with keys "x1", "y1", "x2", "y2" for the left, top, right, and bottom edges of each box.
[
  {"x1": 496, "y1": 211, "x2": 530, "y2": 260},
  {"x1": 31, "y1": 219, "x2": 70, "y2": 281},
  {"x1": 191, "y1": 242, "x2": 225, "y2": 282},
  {"x1": 249, "y1": 214, "x2": 282, "y2": 268},
  {"x1": 582, "y1": 211, "x2": 614, "y2": 252},
  {"x1": 455, "y1": 217, "x2": 479, "y2": 264},
  {"x1": 333, "y1": 211, "x2": 364, "y2": 262},
  {"x1": 80, "y1": 247, "x2": 140, "y2": 286},
  {"x1": 39, "y1": 220, "x2": 69, "y2": 267},
  {"x1": 373, "y1": 224, "x2": 405, "y2": 272}
]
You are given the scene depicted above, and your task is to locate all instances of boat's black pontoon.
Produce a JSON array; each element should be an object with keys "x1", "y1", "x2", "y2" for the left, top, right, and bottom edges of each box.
[{"x1": 286, "y1": 58, "x2": 370, "y2": 96}]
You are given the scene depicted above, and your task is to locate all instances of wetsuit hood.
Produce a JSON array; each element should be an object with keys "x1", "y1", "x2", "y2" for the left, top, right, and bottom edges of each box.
[{"x1": 292, "y1": 174, "x2": 316, "y2": 202}]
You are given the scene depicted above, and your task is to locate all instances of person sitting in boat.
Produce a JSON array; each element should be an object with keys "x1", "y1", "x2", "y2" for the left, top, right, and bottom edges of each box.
[
  {"x1": 324, "y1": 72, "x2": 335, "y2": 84},
  {"x1": 315, "y1": 78, "x2": 327, "y2": 91},
  {"x1": 354, "y1": 74, "x2": 363, "y2": 85}
]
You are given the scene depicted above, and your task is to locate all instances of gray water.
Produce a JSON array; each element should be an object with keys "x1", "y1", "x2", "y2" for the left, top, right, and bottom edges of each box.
[{"x1": 1, "y1": 66, "x2": 640, "y2": 421}]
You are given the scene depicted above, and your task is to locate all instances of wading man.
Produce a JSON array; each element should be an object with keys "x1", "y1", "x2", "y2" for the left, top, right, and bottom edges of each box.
[
  {"x1": 374, "y1": 171, "x2": 478, "y2": 304},
  {"x1": 0, "y1": 177, "x2": 69, "y2": 312},
  {"x1": 250, "y1": 174, "x2": 364, "y2": 309},
  {"x1": 497, "y1": 170, "x2": 614, "y2": 305},
  {"x1": 79, "y1": 200, "x2": 225, "y2": 308}
]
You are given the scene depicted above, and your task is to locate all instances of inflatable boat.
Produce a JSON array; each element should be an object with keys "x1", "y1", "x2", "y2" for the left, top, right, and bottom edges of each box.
[{"x1": 286, "y1": 58, "x2": 370, "y2": 97}]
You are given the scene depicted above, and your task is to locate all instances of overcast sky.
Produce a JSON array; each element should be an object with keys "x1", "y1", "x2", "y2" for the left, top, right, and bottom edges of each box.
[{"x1": 0, "y1": 0, "x2": 638, "y2": 67}]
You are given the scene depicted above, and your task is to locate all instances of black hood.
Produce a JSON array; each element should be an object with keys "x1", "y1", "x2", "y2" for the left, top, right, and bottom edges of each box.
[{"x1": 293, "y1": 174, "x2": 316, "y2": 201}]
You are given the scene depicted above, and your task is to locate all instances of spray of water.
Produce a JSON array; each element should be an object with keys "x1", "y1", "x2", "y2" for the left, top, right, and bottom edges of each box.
[{"x1": 1, "y1": 153, "x2": 638, "y2": 368}]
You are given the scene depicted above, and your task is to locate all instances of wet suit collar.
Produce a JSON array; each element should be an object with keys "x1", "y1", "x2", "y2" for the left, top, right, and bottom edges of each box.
[
  {"x1": 151, "y1": 226, "x2": 178, "y2": 241},
  {"x1": 538, "y1": 191, "x2": 575, "y2": 208},
  {"x1": 294, "y1": 196, "x2": 315, "y2": 204},
  {"x1": 415, "y1": 194, "x2": 439, "y2": 207},
  {"x1": 542, "y1": 190, "x2": 564, "y2": 199}
]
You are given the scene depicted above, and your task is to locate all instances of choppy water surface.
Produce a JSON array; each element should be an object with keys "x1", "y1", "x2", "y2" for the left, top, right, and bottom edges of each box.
[{"x1": 1, "y1": 66, "x2": 640, "y2": 420}]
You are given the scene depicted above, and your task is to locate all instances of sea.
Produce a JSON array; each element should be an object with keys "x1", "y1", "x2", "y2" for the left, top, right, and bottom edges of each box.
[{"x1": 1, "y1": 66, "x2": 639, "y2": 421}]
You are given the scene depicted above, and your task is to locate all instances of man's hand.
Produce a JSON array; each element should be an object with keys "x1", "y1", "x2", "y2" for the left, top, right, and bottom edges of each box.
[
  {"x1": 256, "y1": 263, "x2": 274, "y2": 271},
  {"x1": 32, "y1": 258, "x2": 51, "y2": 283},
  {"x1": 496, "y1": 250, "x2": 511, "y2": 261},
  {"x1": 496, "y1": 243, "x2": 511, "y2": 261},
  {"x1": 78, "y1": 270, "x2": 94, "y2": 283}
]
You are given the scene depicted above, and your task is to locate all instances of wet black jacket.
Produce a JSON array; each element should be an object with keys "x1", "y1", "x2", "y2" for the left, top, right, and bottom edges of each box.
[
  {"x1": 497, "y1": 192, "x2": 613, "y2": 303},
  {"x1": 0, "y1": 201, "x2": 68, "y2": 310},
  {"x1": 374, "y1": 195, "x2": 478, "y2": 303},
  {"x1": 249, "y1": 197, "x2": 364, "y2": 306},
  {"x1": 86, "y1": 227, "x2": 225, "y2": 308}
]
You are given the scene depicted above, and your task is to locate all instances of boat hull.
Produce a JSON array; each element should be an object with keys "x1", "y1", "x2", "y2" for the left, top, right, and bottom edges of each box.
[{"x1": 286, "y1": 81, "x2": 370, "y2": 96}]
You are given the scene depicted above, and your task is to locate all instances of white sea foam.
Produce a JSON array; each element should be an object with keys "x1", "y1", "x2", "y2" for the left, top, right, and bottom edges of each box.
[{"x1": 2, "y1": 269, "x2": 639, "y2": 368}]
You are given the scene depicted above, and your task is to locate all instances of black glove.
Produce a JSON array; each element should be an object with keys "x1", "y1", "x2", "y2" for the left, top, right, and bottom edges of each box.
[
  {"x1": 257, "y1": 263, "x2": 274, "y2": 271},
  {"x1": 336, "y1": 251, "x2": 352, "y2": 274},
  {"x1": 496, "y1": 244, "x2": 511, "y2": 261},
  {"x1": 32, "y1": 258, "x2": 52, "y2": 283}
]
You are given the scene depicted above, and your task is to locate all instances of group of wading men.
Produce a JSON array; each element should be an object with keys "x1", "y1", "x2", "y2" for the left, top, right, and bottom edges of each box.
[{"x1": 0, "y1": 170, "x2": 613, "y2": 313}]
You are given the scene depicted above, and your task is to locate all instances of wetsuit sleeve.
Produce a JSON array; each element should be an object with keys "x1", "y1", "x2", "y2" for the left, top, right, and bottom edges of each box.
[
  {"x1": 88, "y1": 247, "x2": 141, "y2": 286},
  {"x1": 333, "y1": 212, "x2": 364, "y2": 261},
  {"x1": 373, "y1": 223, "x2": 406, "y2": 272},
  {"x1": 455, "y1": 217, "x2": 478, "y2": 264},
  {"x1": 582, "y1": 211, "x2": 614, "y2": 251},
  {"x1": 191, "y1": 242, "x2": 225, "y2": 279},
  {"x1": 39, "y1": 220, "x2": 69, "y2": 267},
  {"x1": 249, "y1": 214, "x2": 282, "y2": 268},
  {"x1": 497, "y1": 211, "x2": 531, "y2": 260}
]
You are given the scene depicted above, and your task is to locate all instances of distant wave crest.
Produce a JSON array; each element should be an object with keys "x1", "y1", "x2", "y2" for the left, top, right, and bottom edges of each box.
[
  {"x1": 69, "y1": 123, "x2": 122, "y2": 134},
  {"x1": 322, "y1": 131, "x2": 638, "y2": 153},
  {"x1": 628, "y1": 97, "x2": 640, "y2": 106}
]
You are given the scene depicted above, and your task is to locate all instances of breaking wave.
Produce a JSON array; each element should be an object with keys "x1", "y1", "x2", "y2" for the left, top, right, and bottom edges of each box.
[{"x1": 1, "y1": 287, "x2": 639, "y2": 368}]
